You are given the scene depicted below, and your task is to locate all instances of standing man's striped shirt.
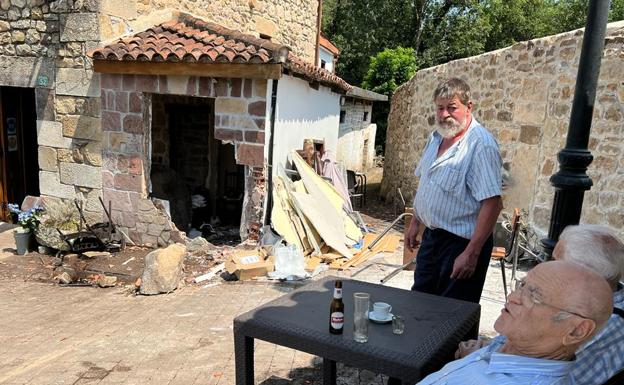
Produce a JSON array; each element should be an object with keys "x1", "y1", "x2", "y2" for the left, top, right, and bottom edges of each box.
[
  {"x1": 414, "y1": 118, "x2": 502, "y2": 239},
  {"x1": 418, "y1": 336, "x2": 574, "y2": 385}
]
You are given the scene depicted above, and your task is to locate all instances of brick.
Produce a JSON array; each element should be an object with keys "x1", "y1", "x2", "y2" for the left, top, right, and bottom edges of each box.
[
  {"x1": 254, "y1": 118, "x2": 266, "y2": 130},
  {"x1": 102, "y1": 170, "x2": 114, "y2": 187},
  {"x1": 248, "y1": 100, "x2": 266, "y2": 117},
  {"x1": 102, "y1": 110, "x2": 121, "y2": 132},
  {"x1": 244, "y1": 130, "x2": 265, "y2": 144},
  {"x1": 117, "y1": 154, "x2": 143, "y2": 175},
  {"x1": 198, "y1": 77, "x2": 212, "y2": 96},
  {"x1": 115, "y1": 91, "x2": 129, "y2": 112},
  {"x1": 230, "y1": 78, "x2": 242, "y2": 97},
  {"x1": 215, "y1": 79, "x2": 228, "y2": 96},
  {"x1": 122, "y1": 74, "x2": 136, "y2": 91},
  {"x1": 215, "y1": 128, "x2": 243, "y2": 142},
  {"x1": 103, "y1": 188, "x2": 132, "y2": 212},
  {"x1": 123, "y1": 114, "x2": 143, "y2": 134},
  {"x1": 114, "y1": 173, "x2": 143, "y2": 192},
  {"x1": 129, "y1": 92, "x2": 142, "y2": 113},
  {"x1": 135, "y1": 75, "x2": 157, "y2": 92},
  {"x1": 243, "y1": 78, "x2": 252, "y2": 98},
  {"x1": 236, "y1": 143, "x2": 264, "y2": 166},
  {"x1": 101, "y1": 73, "x2": 121, "y2": 90}
]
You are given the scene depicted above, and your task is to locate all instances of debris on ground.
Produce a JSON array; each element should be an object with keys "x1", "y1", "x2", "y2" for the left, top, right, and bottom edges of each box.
[{"x1": 139, "y1": 243, "x2": 187, "y2": 295}]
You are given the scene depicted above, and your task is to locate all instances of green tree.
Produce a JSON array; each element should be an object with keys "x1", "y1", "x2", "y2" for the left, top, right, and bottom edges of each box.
[{"x1": 361, "y1": 47, "x2": 418, "y2": 151}]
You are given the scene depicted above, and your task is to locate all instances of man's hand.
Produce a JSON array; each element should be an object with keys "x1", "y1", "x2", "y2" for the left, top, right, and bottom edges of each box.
[
  {"x1": 404, "y1": 215, "x2": 421, "y2": 252},
  {"x1": 454, "y1": 338, "x2": 492, "y2": 359},
  {"x1": 450, "y1": 247, "x2": 479, "y2": 279}
]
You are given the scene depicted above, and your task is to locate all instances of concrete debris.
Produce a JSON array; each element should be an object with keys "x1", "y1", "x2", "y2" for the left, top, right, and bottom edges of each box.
[
  {"x1": 82, "y1": 251, "x2": 111, "y2": 259},
  {"x1": 194, "y1": 263, "x2": 225, "y2": 283},
  {"x1": 54, "y1": 266, "x2": 77, "y2": 284},
  {"x1": 139, "y1": 243, "x2": 187, "y2": 295},
  {"x1": 96, "y1": 275, "x2": 118, "y2": 288},
  {"x1": 186, "y1": 237, "x2": 216, "y2": 253}
]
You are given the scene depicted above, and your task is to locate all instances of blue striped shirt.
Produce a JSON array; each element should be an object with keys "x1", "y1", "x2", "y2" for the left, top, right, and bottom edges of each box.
[
  {"x1": 414, "y1": 118, "x2": 502, "y2": 239},
  {"x1": 418, "y1": 335, "x2": 574, "y2": 385},
  {"x1": 568, "y1": 287, "x2": 624, "y2": 385}
]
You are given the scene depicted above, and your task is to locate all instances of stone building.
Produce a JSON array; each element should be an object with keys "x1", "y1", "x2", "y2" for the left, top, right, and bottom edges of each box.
[
  {"x1": 0, "y1": 0, "x2": 380, "y2": 246},
  {"x1": 381, "y1": 21, "x2": 624, "y2": 238}
]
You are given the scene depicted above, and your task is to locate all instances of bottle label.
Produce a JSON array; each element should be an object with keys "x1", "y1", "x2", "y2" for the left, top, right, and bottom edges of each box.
[
  {"x1": 333, "y1": 288, "x2": 342, "y2": 299},
  {"x1": 330, "y1": 312, "x2": 344, "y2": 329}
]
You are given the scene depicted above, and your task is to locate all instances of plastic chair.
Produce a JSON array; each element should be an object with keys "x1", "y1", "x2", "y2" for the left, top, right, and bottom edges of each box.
[{"x1": 491, "y1": 208, "x2": 521, "y2": 300}]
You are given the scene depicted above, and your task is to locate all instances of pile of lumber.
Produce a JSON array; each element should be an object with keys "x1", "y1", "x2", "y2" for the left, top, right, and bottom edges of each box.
[{"x1": 271, "y1": 151, "x2": 400, "y2": 270}]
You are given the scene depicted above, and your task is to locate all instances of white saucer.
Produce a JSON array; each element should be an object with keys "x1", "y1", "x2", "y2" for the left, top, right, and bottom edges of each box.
[{"x1": 368, "y1": 311, "x2": 393, "y2": 323}]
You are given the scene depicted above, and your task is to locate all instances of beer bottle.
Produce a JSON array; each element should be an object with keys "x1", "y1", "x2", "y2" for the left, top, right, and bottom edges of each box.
[{"x1": 329, "y1": 280, "x2": 344, "y2": 334}]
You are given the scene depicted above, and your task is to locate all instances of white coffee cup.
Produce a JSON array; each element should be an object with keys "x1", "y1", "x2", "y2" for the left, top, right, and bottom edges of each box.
[{"x1": 372, "y1": 302, "x2": 392, "y2": 318}]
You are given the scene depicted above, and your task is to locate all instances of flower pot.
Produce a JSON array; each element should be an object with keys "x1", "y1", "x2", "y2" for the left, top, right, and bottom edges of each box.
[{"x1": 14, "y1": 229, "x2": 32, "y2": 255}]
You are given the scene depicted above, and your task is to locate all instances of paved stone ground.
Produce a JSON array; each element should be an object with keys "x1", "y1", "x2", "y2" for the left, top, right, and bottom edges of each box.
[{"x1": 0, "y1": 171, "x2": 526, "y2": 384}]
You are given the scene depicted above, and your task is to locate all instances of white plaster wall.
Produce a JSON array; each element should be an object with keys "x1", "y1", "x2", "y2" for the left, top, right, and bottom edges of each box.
[
  {"x1": 272, "y1": 75, "x2": 340, "y2": 168},
  {"x1": 318, "y1": 46, "x2": 335, "y2": 73},
  {"x1": 337, "y1": 123, "x2": 377, "y2": 172}
]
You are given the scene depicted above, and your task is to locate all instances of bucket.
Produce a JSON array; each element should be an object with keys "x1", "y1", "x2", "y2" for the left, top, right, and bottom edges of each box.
[{"x1": 14, "y1": 229, "x2": 31, "y2": 255}]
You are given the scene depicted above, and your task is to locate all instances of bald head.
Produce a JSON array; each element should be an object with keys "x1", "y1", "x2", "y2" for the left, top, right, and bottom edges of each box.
[{"x1": 495, "y1": 261, "x2": 613, "y2": 359}]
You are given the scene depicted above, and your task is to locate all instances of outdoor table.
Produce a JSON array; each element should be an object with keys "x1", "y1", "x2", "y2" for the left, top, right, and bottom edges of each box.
[{"x1": 233, "y1": 276, "x2": 480, "y2": 385}]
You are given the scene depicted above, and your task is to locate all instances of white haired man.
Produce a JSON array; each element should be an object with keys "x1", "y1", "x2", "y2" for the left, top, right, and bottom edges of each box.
[
  {"x1": 455, "y1": 224, "x2": 624, "y2": 384},
  {"x1": 419, "y1": 261, "x2": 613, "y2": 385}
]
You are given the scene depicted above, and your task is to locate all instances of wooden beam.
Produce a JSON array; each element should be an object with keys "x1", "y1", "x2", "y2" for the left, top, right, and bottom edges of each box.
[{"x1": 93, "y1": 61, "x2": 283, "y2": 79}]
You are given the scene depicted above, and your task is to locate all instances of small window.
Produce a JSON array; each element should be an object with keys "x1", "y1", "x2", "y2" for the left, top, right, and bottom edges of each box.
[
  {"x1": 340, "y1": 110, "x2": 346, "y2": 123},
  {"x1": 363, "y1": 111, "x2": 369, "y2": 121},
  {"x1": 320, "y1": 59, "x2": 326, "y2": 69}
]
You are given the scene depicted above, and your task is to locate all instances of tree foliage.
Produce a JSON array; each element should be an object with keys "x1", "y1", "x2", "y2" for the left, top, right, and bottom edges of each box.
[{"x1": 362, "y1": 47, "x2": 418, "y2": 96}]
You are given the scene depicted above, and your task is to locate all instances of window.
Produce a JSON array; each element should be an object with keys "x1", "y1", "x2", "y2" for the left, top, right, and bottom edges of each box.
[
  {"x1": 320, "y1": 60, "x2": 326, "y2": 69},
  {"x1": 363, "y1": 111, "x2": 369, "y2": 121},
  {"x1": 340, "y1": 110, "x2": 346, "y2": 123}
]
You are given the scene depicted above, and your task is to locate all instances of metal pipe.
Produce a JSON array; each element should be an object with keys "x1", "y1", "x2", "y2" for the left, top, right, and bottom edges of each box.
[
  {"x1": 380, "y1": 257, "x2": 417, "y2": 284},
  {"x1": 541, "y1": 0, "x2": 610, "y2": 256},
  {"x1": 367, "y1": 212, "x2": 411, "y2": 251}
]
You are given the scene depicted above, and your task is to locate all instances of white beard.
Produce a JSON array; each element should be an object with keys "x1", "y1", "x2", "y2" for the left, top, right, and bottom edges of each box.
[{"x1": 436, "y1": 117, "x2": 465, "y2": 139}]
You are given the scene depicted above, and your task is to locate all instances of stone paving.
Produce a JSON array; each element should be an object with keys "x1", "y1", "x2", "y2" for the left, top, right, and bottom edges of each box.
[{"x1": 0, "y1": 223, "x2": 518, "y2": 385}]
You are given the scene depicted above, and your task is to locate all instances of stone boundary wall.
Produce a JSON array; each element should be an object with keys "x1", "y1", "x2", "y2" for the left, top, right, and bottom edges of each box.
[
  {"x1": 381, "y1": 22, "x2": 624, "y2": 238},
  {"x1": 1, "y1": 0, "x2": 103, "y2": 222},
  {"x1": 100, "y1": 0, "x2": 318, "y2": 63},
  {"x1": 100, "y1": 73, "x2": 267, "y2": 245}
]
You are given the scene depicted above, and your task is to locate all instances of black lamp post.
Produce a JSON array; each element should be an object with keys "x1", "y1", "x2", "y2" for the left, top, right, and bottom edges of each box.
[{"x1": 541, "y1": 0, "x2": 612, "y2": 256}]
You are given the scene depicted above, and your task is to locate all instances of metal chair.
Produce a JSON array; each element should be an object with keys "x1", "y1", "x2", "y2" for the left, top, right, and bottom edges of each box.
[
  {"x1": 491, "y1": 208, "x2": 521, "y2": 300},
  {"x1": 346, "y1": 170, "x2": 365, "y2": 208}
]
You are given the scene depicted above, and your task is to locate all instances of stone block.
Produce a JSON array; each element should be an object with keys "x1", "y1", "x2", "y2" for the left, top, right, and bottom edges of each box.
[
  {"x1": 123, "y1": 114, "x2": 143, "y2": 134},
  {"x1": 35, "y1": 88, "x2": 55, "y2": 121},
  {"x1": 59, "y1": 162, "x2": 102, "y2": 189},
  {"x1": 236, "y1": 143, "x2": 264, "y2": 166},
  {"x1": 59, "y1": 13, "x2": 99, "y2": 42},
  {"x1": 60, "y1": 115, "x2": 102, "y2": 140},
  {"x1": 103, "y1": 188, "x2": 132, "y2": 212},
  {"x1": 83, "y1": 141, "x2": 102, "y2": 167},
  {"x1": 519, "y1": 125, "x2": 541, "y2": 145},
  {"x1": 215, "y1": 128, "x2": 243, "y2": 142},
  {"x1": 230, "y1": 78, "x2": 242, "y2": 97},
  {"x1": 39, "y1": 171, "x2": 75, "y2": 199},
  {"x1": 56, "y1": 68, "x2": 100, "y2": 97},
  {"x1": 115, "y1": 91, "x2": 129, "y2": 112},
  {"x1": 253, "y1": 16, "x2": 277, "y2": 38},
  {"x1": 248, "y1": 100, "x2": 266, "y2": 116},
  {"x1": 114, "y1": 173, "x2": 143, "y2": 192},
  {"x1": 244, "y1": 130, "x2": 265, "y2": 144},
  {"x1": 38, "y1": 146, "x2": 58, "y2": 172},
  {"x1": 139, "y1": 244, "x2": 186, "y2": 294},
  {"x1": 198, "y1": 77, "x2": 212, "y2": 96},
  {"x1": 229, "y1": 116, "x2": 256, "y2": 130},
  {"x1": 215, "y1": 98, "x2": 247, "y2": 114},
  {"x1": 135, "y1": 75, "x2": 158, "y2": 93},
  {"x1": 243, "y1": 78, "x2": 252, "y2": 98},
  {"x1": 129, "y1": 92, "x2": 142, "y2": 113},
  {"x1": 102, "y1": 110, "x2": 121, "y2": 132},
  {"x1": 0, "y1": 56, "x2": 54, "y2": 89},
  {"x1": 252, "y1": 79, "x2": 267, "y2": 98},
  {"x1": 102, "y1": 170, "x2": 114, "y2": 187},
  {"x1": 165, "y1": 75, "x2": 189, "y2": 95},
  {"x1": 37, "y1": 120, "x2": 72, "y2": 149},
  {"x1": 215, "y1": 79, "x2": 228, "y2": 97}
]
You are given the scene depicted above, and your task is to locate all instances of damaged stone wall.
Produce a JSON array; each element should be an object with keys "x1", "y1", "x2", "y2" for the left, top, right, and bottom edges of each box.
[
  {"x1": 101, "y1": 74, "x2": 267, "y2": 245},
  {"x1": 0, "y1": 0, "x2": 103, "y2": 223},
  {"x1": 381, "y1": 22, "x2": 624, "y2": 238},
  {"x1": 100, "y1": 0, "x2": 319, "y2": 63}
]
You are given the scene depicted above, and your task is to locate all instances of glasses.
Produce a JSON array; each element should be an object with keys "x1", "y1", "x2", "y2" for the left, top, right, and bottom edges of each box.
[{"x1": 513, "y1": 279, "x2": 589, "y2": 319}]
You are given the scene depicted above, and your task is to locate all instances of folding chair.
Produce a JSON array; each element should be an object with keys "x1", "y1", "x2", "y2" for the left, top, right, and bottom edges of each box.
[{"x1": 491, "y1": 208, "x2": 521, "y2": 300}]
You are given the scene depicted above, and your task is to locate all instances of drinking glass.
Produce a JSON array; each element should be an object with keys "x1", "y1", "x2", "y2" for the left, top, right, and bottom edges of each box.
[
  {"x1": 392, "y1": 315, "x2": 405, "y2": 335},
  {"x1": 353, "y1": 292, "x2": 370, "y2": 343}
]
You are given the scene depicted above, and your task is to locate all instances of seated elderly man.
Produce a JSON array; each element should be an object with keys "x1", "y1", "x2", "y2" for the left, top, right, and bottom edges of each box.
[
  {"x1": 455, "y1": 224, "x2": 624, "y2": 385},
  {"x1": 418, "y1": 260, "x2": 612, "y2": 385}
]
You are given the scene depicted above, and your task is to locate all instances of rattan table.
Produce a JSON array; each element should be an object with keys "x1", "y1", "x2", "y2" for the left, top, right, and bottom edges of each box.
[{"x1": 233, "y1": 276, "x2": 480, "y2": 385}]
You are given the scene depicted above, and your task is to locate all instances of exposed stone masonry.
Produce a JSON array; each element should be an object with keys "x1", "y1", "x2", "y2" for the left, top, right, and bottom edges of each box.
[
  {"x1": 382, "y1": 22, "x2": 624, "y2": 238},
  {"x1": 337, "y1": 98, "x2": 375, "y2": 172},
  {"x1": 100, "y1": 73, "x2": 267, "y2": 245}
]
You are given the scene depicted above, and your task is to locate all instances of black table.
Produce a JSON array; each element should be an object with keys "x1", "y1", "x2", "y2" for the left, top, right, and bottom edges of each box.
[{"x1": 234, "y1": 276, "x2": 480, "y2": 384}]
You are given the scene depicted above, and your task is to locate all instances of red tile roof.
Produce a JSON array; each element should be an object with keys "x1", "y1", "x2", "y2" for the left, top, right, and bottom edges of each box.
[
  {"x1": 319, "y1": 34, "x2": 340, "y2": 56},
  {"x1": 90, "y1": 14, "x2": 351, "y2": 92}
]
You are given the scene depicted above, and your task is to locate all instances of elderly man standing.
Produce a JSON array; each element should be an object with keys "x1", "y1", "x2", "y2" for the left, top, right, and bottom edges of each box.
[
  {"x1": 405, "y1": 78, "x2": 503, "y2": 303},
  {"x1": 419, "y1": 260, "x2": 613, "y2": 385}
]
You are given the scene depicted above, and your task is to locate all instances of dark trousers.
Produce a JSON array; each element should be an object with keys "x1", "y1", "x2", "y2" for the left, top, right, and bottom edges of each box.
[{"x1": 411, "y1": 227, "x2": 492, "y2": 303}]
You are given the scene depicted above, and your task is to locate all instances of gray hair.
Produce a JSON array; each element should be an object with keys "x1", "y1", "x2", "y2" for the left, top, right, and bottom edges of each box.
[
  {"x1": 557, "y1": 224, "x2": 624, "y2": 288},
  {"x1": 433, "y1": 78, "x2": 471, "y2": 105}
]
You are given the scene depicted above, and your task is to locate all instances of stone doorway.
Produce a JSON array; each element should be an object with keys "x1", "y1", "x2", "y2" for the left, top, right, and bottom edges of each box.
[
  {"x1": 150, "y1": 94, "x2": 243, "y2": 244},
  {"x1": 0, "y1": 86, "x2": 39, "y2": 220}
]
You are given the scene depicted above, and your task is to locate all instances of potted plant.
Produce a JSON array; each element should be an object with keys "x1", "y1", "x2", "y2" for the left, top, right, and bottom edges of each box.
[{"x1": 8, "y1": 203, "x2": 44, "y2": 255}]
